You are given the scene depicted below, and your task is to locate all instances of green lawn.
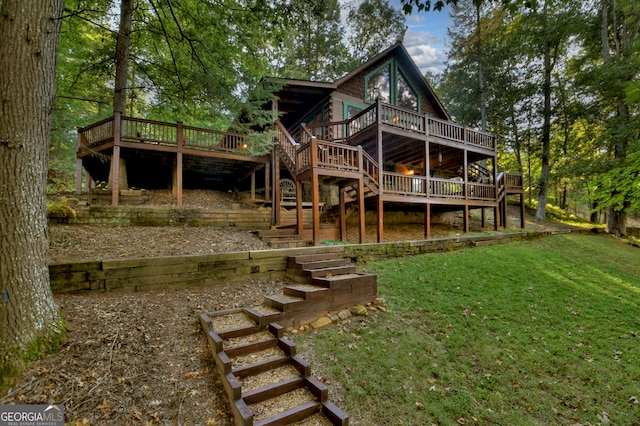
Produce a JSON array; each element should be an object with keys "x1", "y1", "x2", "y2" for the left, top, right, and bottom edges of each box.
[{"x1": 297, "y1": 234, "x2": 640, "y2": 425}]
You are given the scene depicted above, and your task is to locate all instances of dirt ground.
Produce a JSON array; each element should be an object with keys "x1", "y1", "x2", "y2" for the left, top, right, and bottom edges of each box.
[{"x1": 1, "y1": 190, "x2": 582, "y2": 425}]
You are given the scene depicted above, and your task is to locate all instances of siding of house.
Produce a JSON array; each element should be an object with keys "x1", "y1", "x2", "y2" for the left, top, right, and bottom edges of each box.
[{"x1": 334, "y1": 53, "x2": 443, "y2": 119}]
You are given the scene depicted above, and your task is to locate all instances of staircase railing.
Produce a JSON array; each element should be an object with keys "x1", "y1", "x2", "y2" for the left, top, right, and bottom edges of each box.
[
  {"x1": 275, "y1": 121, "x2": 297, "y2": 175},
  {"x1": 361, "y1": 150, "x2": 379, "y2": 186},
  {"x1": 468, "y1": 162, "x2": 493, "y2": 184}
]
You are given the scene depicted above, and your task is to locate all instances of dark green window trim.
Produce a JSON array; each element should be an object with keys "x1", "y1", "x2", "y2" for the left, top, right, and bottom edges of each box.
[
  {"x1": 343, "y1": 101, "x2": 365, "y2": 120},
  {"x1": 364, "y1": 59, "x2": 420, "y2": 112}
]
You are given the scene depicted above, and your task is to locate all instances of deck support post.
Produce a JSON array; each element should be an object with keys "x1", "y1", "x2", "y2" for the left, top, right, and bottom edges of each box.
[
  {"x1": 481, "y1": 208, "x2": 486, "y2": 228},
  {"x1": 358, "y1": 178, "x2": 365, "y2": 244},
  {"x1": 493, "y1": 206, "x2": 499, "y2": 231},
  {"x1": 503, "y1": 198, "x2": 509, "y2": 229},
  {"x1": 376, "y1": 196, "x2": 383, "y2": 243},
  {"x1": 296, "y1": 179, "x2": 304, "y2": 237},
  {"x1": 339, "y1": 187, "x2": 346, "y2": 242},
  {"x1": 274, "y1": 153, "x2": 281, "y2": 226},
  {"x1": 75, "y1": 129, "x2": 84, "y2": 195},
  {"x1": 265, "y1": 162, "x2": 270, "y2": 203},
  {"x1": 464, "y1": 205, "x2": 470, "y2": 233},
  {"x1": 424, "y1": 204, "x2": 431, "y2": 238},
  {"x1": 176, "y1": 121, "x2": 183, "y2": 207},
  {"x1": 250, "y1": 171, "x2": 256, "y2": 201},
  {"x1": 520, "y1": 193, "x2": 525, "y2": 228},
  {"x1": 111, "y1": 112, "x2": 121, "y2": 206},
  {"x1": 312, "y1": 172, "x2": 321, "y2": 245}
]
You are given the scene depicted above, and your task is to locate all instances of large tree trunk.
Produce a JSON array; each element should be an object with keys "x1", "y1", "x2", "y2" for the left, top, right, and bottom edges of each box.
[
  {"x1": 113, "y1": 0, "x2": 134, "y2": 114},
  {"x1": 601, "y1": 0, "x2": 628, "y2": 236},
  {"x1": 0, "y1": 0, "x2": 65, "y2": 386},
  {"x1": 535, "y1": 0, "x2": 552, "y2": 221}
]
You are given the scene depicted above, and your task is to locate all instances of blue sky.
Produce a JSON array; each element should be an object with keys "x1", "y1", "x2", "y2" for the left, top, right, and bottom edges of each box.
[
  {"x1": 392, "y1": 1, "x2": 453, "y2": 74},
  {"x1": 340, "y1": 0, "x2": 453, "y2": 74}
]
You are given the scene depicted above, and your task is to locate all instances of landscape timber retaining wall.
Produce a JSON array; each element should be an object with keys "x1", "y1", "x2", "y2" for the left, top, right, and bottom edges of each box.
[
  {"x1": 50, "y1": 230, "x2": 553, "y2": 294},
  {"x1": 48, "y1": 206, "x2": 312, "y2": 229}
]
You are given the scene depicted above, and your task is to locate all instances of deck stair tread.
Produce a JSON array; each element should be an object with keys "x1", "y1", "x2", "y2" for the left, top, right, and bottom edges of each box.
[{"x1": 200, "y1": 252, "x2": 375, "y2": 425}]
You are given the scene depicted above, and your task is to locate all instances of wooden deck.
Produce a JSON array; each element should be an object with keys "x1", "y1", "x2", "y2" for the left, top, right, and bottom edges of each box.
[{"x1": 77, "y1": 105, "x2": 524, "y2": 245}]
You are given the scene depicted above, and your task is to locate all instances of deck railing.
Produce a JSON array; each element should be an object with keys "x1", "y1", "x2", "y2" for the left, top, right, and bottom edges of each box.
[
  {"x1": 505, "y1": 172, "x2": 523, "y2": 190},
  {"x1": 79, "y1": 114, "x2": 249, "y2": 154},
  {"x1": 382, "y1": 172, "x2": 427, "y2": 197},
  {"x1": 340, "y1": 101, "x2": 496, "y2": 151},
  {"x1": 430, "y1": 178, "x2": 465, "y2": 199},
  {"x1": 467, "y1": 182, "x2": 496, "y2": 200},
  {"x1": 79, "y1": 116, "x2": 115, "y2": 146}
]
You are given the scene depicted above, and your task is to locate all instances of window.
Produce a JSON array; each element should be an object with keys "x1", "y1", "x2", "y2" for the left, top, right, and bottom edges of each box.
[
  {"x1": 343, "y1": 102, "x2": 364, "y2": 120},
  {"x1": 364, "y1": 60, "x2": 420, "y2": 112},
  {"x1": 397, "y1": 70, "x2": 418, "y2": 111},
  {"x1": 366, "y1": 63, "x2": 391, "y2": 104}
]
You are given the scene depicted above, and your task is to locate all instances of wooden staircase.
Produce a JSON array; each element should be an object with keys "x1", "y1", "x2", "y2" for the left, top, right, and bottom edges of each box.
[
  {"x1": 256, "y1": 228, "x2": 310, "y2": 249},
  {"x1": 200, "y1": 253, "x2": 377, "y2": 426}
]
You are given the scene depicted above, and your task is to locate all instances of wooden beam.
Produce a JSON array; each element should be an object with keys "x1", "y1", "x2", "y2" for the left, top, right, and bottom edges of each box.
[
  {"x1": 424, "y1": 204, "x2": 431, "y2": 238},
  {"x1": 520, "y1": 193, "x2": 525, "y2": 228},
  {"x1": 265, "y1": 162, "x2": 270, "y2": 202},
  {"x1": 358, "y1": 178, "x2": 365, "y2": 244},
  {"x1": 464, "y1": 205, "x2": 470, "y2": 233},
  {"x1": 251, "y1": 171, "x2": 256, "y2": 201},
  {"x1": 493, "y1": 206, "x2": 499, "y2": 231},
  {"x1": 339, "y1": 187, "x2": 346, "y2": 242},
  {"x1": 312, "y1": 172, "x2": 320, "y2": 246},
  {"x1": 176, "y1": 121, "x2": 183, "y2": 207},
  {"x1": 376, "y1": 196, "x2": 383, "y2": 243},
  {"x1": 274, "y1": 153, "x2": 281, "y2": 226},
  {"x1": 111, "y1": 112, "x2": 121, "y2": 206},
  {"x1": 296, "y1": 179, "x2": 303, "y2": 237}
]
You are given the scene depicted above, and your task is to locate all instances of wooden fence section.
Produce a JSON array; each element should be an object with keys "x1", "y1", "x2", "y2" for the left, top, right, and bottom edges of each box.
[{"x1": 50, "y1": 231, "x2": 549, "y2": 293}]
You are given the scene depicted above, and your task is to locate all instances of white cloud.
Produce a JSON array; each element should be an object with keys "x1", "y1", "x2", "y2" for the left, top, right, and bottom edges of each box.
[{"x1": 403, "y1": 28, "x2": 447, "y2": 74}]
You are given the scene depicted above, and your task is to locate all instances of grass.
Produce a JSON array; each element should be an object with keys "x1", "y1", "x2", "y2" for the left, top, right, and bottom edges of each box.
[{"x1": 297, "y1": 233, "x2": 640, "y2": 425}]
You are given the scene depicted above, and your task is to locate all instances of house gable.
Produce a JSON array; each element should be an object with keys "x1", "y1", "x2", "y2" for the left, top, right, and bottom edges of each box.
[{"x1": 331, "y1": 43, "x2": 449, "y2": 122}]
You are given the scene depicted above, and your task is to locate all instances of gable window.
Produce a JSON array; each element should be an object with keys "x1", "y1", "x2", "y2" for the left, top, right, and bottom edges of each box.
[
  {"x1": 366, "y1": 63, "x2": 391, "y2": 104},
  {"x1": 364, "y1": 60, "x2": 420, "y2": 112},
  {"x1": 397, "y1": 70, "x2": 418, "y2": 110}
]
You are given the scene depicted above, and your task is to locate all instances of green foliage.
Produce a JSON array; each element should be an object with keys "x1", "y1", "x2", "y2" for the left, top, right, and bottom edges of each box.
[
  {"x1": 298, "y1": 234, "x2": 640, "y2": 424},
  {"x1": 46, "y1": 198, "x2": 77, "y2": 219},
  {"x1": 1, "y1": 318, "x2": 67, "y2": 392},
  {"x1": 274, "y1": 0, "x2": 352, "y2": 81},
  {"x1": 346, "y1": 0, "x2": 407, "y2": 63},
  {"x1": 592, "y1": 148, "x2": 640, "y2": 212}
]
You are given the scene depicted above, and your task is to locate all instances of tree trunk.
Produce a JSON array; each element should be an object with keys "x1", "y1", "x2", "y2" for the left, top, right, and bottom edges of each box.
[
  {"x1": 535, "y1": 0, "x2": 552, "y2": 221},
  {"x1": 601, "y1": 0, "x2": 629, "y2": 236},
  {"x1": 476, "y1": 3, "x2": 487, "y2": 132},
  {"x1": 113, "y1": 0, "x2": 134, "y2": 114},
  {"x1": 0, "y1": 0, "x2": 65, "y2": 386}
]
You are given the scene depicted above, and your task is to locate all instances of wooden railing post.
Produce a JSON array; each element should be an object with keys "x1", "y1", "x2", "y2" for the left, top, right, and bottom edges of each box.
[
  {"x1": 310, "y1": 136, "x2": 318, "y2": 168},
  {"x1": 358, "y1": 145, "x2": 363, "y2": 173}
]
